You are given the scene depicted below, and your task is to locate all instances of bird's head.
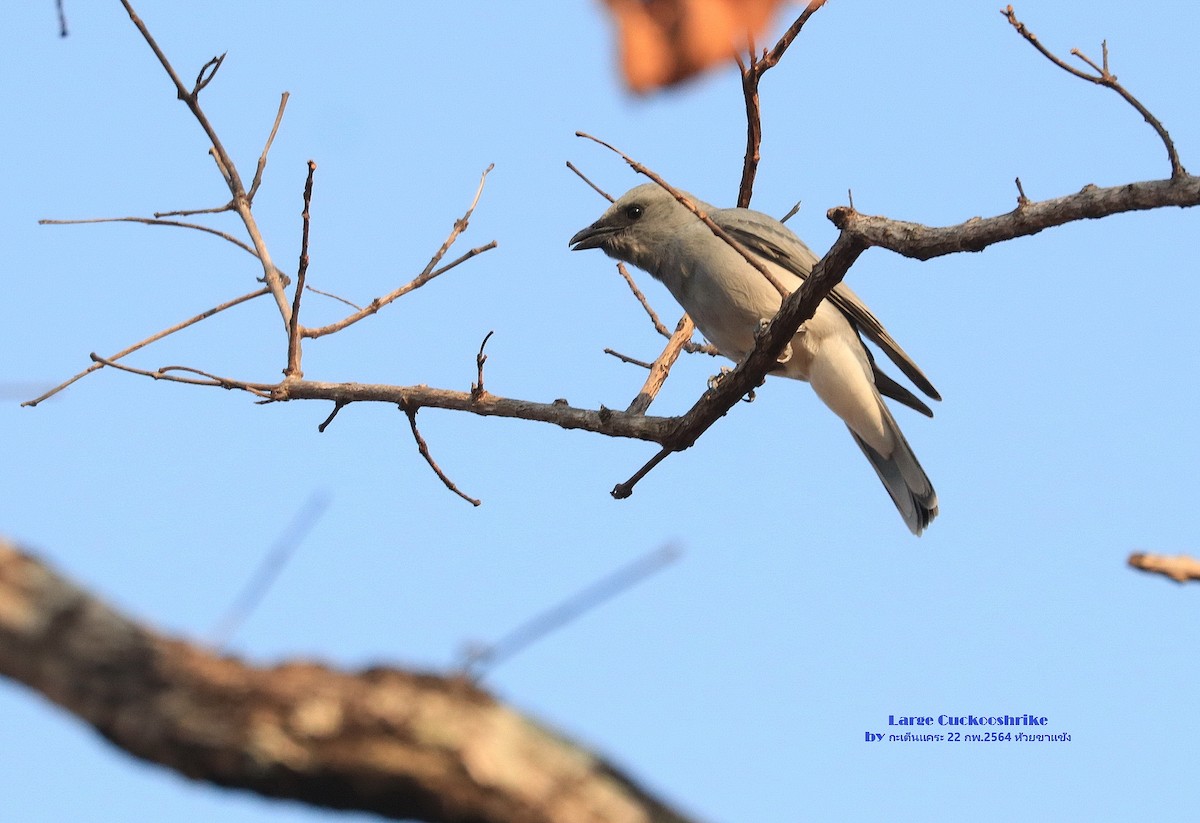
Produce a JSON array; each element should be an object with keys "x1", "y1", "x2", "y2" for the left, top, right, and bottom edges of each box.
[{"x1": 569, "y1": 183, "x2": 704, "y2": 271}]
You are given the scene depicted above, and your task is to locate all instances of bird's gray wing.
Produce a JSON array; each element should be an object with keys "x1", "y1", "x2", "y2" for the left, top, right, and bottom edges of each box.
[{"x1": 712, "y1": 207, "x2": 941, "y2": 402}]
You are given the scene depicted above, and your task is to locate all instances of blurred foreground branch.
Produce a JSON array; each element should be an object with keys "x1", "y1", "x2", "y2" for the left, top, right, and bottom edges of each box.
[{"x1": 0, "y1": 538, "x2": 698, "y2": 823}]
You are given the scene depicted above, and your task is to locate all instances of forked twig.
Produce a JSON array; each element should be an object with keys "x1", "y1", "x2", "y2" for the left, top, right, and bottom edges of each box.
[
  {"x1": 304, "y1": 166, "x2": 498, "y2": 339},
  {"x1": 23, "y1": 287, "x2": 271, "y2": 407},
  {"x1": 736, "y1": 0, "x2": 827, "y2": 206},
  {"x1": 1003, "y1": 5, "x2": 1186, "y2": 179}
]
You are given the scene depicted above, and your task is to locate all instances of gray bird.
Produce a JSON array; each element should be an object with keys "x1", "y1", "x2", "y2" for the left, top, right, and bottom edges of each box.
[{"x1": 569, "y1": 183, "x2": 940, "y2": 534}]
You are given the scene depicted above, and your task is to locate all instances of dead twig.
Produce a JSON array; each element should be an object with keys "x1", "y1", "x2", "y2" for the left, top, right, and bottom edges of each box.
[
  {"x1": 317, "y1": 402, "x2": 346, "y2": 432},
  {"x1": 471, "y1": 331, "x2": 495, "y2": 400},
  {"x1": 566, "y1": 161, "x2": 615, "y2": 203},
  {"x1": 286, "y1": 160, "x2": 317, "y2": 379},
  {"x1": 23, "y1": 287, "x2": 271, "y2": 407},
  {"x1": 626, "y1": 314, "x2": 697, "y2": 415},
  {"x1": 118, "y1": 0, "x2": 292, "y2": 325},
  {"x1": 736, "y1": 0, "x2": 827, "y2": 206},
  {"x1": 401, "y1": 405, "x2": 481, "y2": 507},
  {"x1": 304, "y1": 166, "x2": 497, "y2": 339},
  {"x1": 604, "y1": 349, "x2": 653, "y2": 369},
  {"x1": 249, "y1": 92, "x2": 290, "y2": 203},
  {"x1": 1003, "y1": 5, "x2": 1186, "y2": 179}
]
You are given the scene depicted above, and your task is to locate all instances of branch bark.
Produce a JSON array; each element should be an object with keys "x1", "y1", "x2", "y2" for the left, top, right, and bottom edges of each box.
[{"x1": 0, "y1": 538, "x2": 700, "y2": 823}]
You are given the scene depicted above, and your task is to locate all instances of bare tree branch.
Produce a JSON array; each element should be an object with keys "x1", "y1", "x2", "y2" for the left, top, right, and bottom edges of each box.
[
  {"x1": 402, "y1": 405, "x2": 482, "y2": 507},
  {"x1": 22, "y1": 286, "x2": 271, "y2": 407},
  {"x1": 736, "y1": 0, "x2": 827, "y2": 206},
  {"x1": 0, "y1": 539, "x2": 700, "y2": 823},
  {"x1": 1003, "y1": 5, "x2": 1186, "y2": 179}
]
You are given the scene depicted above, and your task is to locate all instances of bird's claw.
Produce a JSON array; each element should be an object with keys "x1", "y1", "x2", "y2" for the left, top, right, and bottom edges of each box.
[{"x1": 707, "y1": 366, "x2": 734, "y2": 391}]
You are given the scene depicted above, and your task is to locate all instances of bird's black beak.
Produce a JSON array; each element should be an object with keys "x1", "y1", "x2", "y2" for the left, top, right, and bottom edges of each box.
[{"x1": 569, "y1": 220, "x2": 614, "y2": 251}]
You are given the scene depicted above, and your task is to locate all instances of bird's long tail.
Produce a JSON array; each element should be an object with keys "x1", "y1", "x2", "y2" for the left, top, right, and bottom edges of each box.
[{"x1": 848, "y1": 401, "x2": 938, "y2": 535}]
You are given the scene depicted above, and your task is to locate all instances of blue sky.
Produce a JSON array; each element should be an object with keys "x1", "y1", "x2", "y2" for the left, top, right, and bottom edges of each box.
[{"x1": 2, "y1": 2, "x2": 1198, "y2": 821}]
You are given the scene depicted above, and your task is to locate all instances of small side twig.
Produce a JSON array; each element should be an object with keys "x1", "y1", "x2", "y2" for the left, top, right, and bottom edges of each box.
[
  {"x1": 23, "y1": 286, "x2": 271, "y2": 407},
  {"x1": 305, "y1": 285, "x2": 361, "y2": 311},
  {"x1": 471, "y1": 331, "x2": 495, "y2": 400},
  {"x1": 401, "y1": 405, "x2": 481, "y2": 507},
  {"x1": 286, "y1": 160, "x2": 317, "y2": 379},
  {"x1": 249, "y1": 92, "x2": 290, "y2": 203},
  {"x1": 566, "y1": 161, "x2": 615, "y2": 203},
  {"x1": 1014, "y1": 177, "x2": 1030, "y2": 207},
  {"x1": 604, "y1": 349, "x2": 653, "y2": 369},
  {"x1": 317, "y1": 402, "x2": 346, "y2": 432},
  {"x1": 616, "y1": 262, "x2": 671, "y2": 337},
  {"x1": 304, "y1": 166, "x2": 497, "y2": 339},
  {"x1": 56, "y1": 0, "x2": 68, "y2": 36},
  {"x1": 1003, "y1": 5, "x2": 1186, "y2": 179}
]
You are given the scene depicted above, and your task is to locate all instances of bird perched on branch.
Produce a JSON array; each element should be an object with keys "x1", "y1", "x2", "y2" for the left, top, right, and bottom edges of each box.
[{"x1": 569, "y1": 182, "x2": 940, "y2": 534}]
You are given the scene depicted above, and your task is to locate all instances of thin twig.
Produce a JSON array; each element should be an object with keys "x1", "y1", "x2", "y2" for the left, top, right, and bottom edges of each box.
[
  {"x1": 1014, "y1": 177, "x2": 1030, "y2": 207},
  {"x1": 1003, "y1": 5, "x2": 1186, "y2": 179},
  {"x1": 616, "y1": 263, "x2": 671, "y2": 337},
  {"x1": 305, "y1": 285, "x2": 361, "y2": 311},
  {"x1": 23, "y1": 287, "x2": 270, "y2": 407},
  {"x1": 56, "y1": 0, "x2": 68, "y2": 36},
  {"x1": 317, "y1": 402, "x2": 346, "y2": 432},
  {"x1": 401, "y1": 405, "x2": 481, "y2": 506},
  {"x1": 87, "y1": 354, "x2": 274, "y2": 398},
  {"x1": 154, "y1": 203, "x2": 234, "y2": 218},
  {"x1": 471, "y1": 331, "x2": 495, "y2": 400},
  {"x1": 286, "y1": 160, "x2": 317, "y2": 379},
  {"x1": 604, "y1": 349, "x2": 653, "y2": 369},
  {"x1": 779, "y1": 201, "x2": 802, "y2": 224},
  {"x1": 192, "y1": 53, "x2": 225, "y2": 97},
  {"x1": 566, "y1": 161, "x2": 615, "y2": 203},
  {"x1": 459, "y1": 544, "x2": 682, "y2": 679},
  {"x1": 249, "y1": 93, "x2": 290, "y2": 203},
  {"x1": 118, "y1": 0, "x2": 293, "y2": 325},
  {"x1": 303, "y1": 166, "x2": 497, "y2": 339},
  {"x1": 736, "y1": 0, "x2": 827, "y2": 206},
  {"x1": 612, "y1": 447, "x2": 675, "y2": 499},
  {"x1": 209, "y1": 491, "x2": 332, "y2": 647}
]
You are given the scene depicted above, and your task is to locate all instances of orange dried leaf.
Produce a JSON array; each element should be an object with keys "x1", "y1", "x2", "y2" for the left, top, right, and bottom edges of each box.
[{"x1": 601, "y1": 0, "x2": 789, "y2": 93}]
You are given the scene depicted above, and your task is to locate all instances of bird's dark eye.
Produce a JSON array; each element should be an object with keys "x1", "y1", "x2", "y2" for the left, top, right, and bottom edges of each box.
[{"x1": 624, "y1": 204, "x2": 644, "y2": 221}]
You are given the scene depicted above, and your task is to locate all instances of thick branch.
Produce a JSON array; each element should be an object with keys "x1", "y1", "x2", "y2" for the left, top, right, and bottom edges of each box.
[
  {"x1": 829, "y1": 175, "x2": 1200, "y2": 260},
  {"x1": 0, "y1": 540, "x2": 697, "y2": 823},
  {"x1": 276, "y1": 381, "x2": 676, "y2": 442}
]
